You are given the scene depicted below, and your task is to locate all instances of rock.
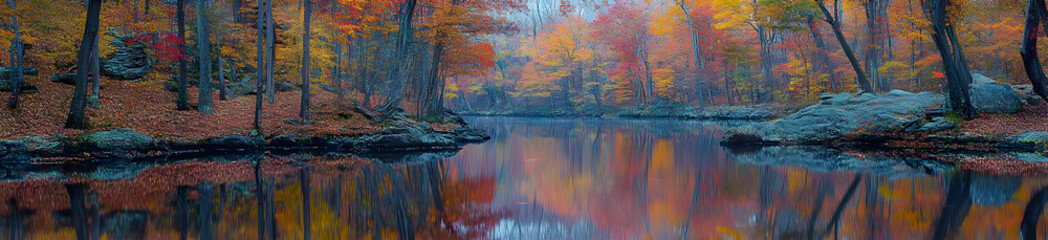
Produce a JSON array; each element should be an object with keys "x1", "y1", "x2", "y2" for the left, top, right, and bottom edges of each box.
[
  {"x1": 968, "y1": 74, "x2": 1022, "y2": 113},
  {"x1": 1017, "y1": 131, "x2": 1048, "y2": 150},
  {"x1": 275, "y1": 81, "x2": 296, "y2": 92},
  {"x1": 722, "y1": 90, "x2": 944, "y2": 145},
  {"x1": 694, "y1": 105, "x2": 778, "y2": 120},
  {"x1": 0, "y1": 79, "x2": 37, "y2": 93},
  {"x1": 78, "y1": 128, "x2": 156, "y2": 152},
  {"x1": 1013, "y1": 152, "x2": 1048, "y2": 163},
  {"x1": 1017, "y1": 131, "x2": 1048, "y2": 143},
  {"x1": 100, "y1": 35, "x2": 151, "y2": 80},
  {"x1": 0, "y1": 135, "x2": 61, "y2": 152},
  {"x1": 0, "y1": 67, "x2": 39, "y2": 79},
  {"x1": 1013, "y1": 84, "x2": 1044, "y2": 105},
  {"x1": 452, "y1": 126, "x2": 491, "y2": 143},
  {"x1": 971, "y1": 73, "x2": 996, "y2": 85},
  {"x1": 207, "y1": 135, "x2": 265, "y2": 150},
  {"x1": 50, "y1": 73, "x2": 78, "y2": 85},
  {"x1": 917, "y1": 117, "x2": 956, "y2": 132}
]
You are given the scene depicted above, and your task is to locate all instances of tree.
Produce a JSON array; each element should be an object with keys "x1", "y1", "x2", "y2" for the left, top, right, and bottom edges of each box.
[
  {"x1": 255, "y1": 0, "x2": 266, "y2": 131},
  {"x1": 87, "y1": 33, "x2": 101, "y2": 109},
  {"x1": 922, "y1": 0, "x2": 974, "y2": 118},
  {"x1": 376, "y1": 0, "x2": 418, "y2": 113},
  {"x1": 265, "y1": 0, "x2": 275, "y2": 103},
  {"x1": 177, "y1": 0, "x2": 190, "y2": 110},
  {"x1": 1020, "y1": 0, "x2": 1048, "y2": 101},
  {"x1": 198, "y1": 0, "x2": 214, "y2": 115},
  {"x1": 862, "y1": 0, "x2": 891, "y2": 91},
  {"x1": 5, "y1": 0, "x2": 22, "y2": 109},
  {"x1": 65, "y1": 0, "x2": 103, "y2": 129},
  {"x1": 815, "y1": 0, "x2": 875, "y2": 94},
  {"x1": 299, "y1": 0, "x2": 312, "y2": 123},
  {"x1": 594, "y1": 1, "x2": 655, "y2": 105}
]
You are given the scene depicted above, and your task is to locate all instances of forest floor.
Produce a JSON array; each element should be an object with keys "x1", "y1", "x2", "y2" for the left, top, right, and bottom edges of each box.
[
  {"x1": 0, "y1": 76, "x2": 489, "y2": 163},
  {"x1": 960, "y1": 102, "x2": 1048, "y2": 136},
  {"x1": 0, "y1": 76, "x2": 380, "y2": 141},
  {"x1": 0, "y1": 75, "x2": 417, "y2": 140}
]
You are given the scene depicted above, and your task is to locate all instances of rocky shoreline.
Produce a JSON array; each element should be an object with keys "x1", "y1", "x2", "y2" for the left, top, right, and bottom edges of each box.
[
  {"x1": 720, "y1": 74, "x2": 1048, "y2": 173},
  {"x1": 0, "y1": 122, "x2": 491, "y2": 163}
]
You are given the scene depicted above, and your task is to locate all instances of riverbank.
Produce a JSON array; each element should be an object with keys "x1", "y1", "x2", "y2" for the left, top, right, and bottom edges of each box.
[
  {"x1": 719, "y1": 78, "x2": 1048, "y2": 175},
  {"x1": 0, "y1": 77, "x2": 489, "y2": 163},
  {"x1": 459, "y1": 104, "x2": 782, "y2": 120}
]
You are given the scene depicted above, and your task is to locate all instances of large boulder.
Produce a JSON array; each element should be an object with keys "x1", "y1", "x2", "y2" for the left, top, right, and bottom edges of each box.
[
  {"x1": 968, "y1": 73, "x2": 1022, "y2": 113},
  {"x1": 77, "y1": 128, "x2": 156, "y2": 152},
  {"x1": 722, "y1": 90, "x2": 943, "y2": 145},
  {"x1": 101, "y1": 36, "x2": 151, "y2": 80}
]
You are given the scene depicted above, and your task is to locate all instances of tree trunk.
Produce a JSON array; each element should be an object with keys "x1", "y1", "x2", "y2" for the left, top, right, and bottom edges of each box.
[
  {"x1": 254, "y1": 0, "x2": 265, "y2": 131},
  {"x1": 864, "y1": 0, "x2": 888, "y2": 92},
  {"x1": 88, "y1": 35, "x2": 101, "y2": 109},
  {"x1": 6, "y1": 0, "x2": 23, "y2": 109},
  {"x1": 678, "y1": 0, "x2": 705, "y2": 109},
  {"x1": 218, "y1": 37, "x2": 227, "y2": 100},
  {"x1": 299, "y1": 0, "x2": 312, "y2": 123},
  {"x1": 422, "y1": 41, "x2": 445, "y2": 119},
  {"x1": 65, "y1": 0, "x2": 102, "y2": 129},
  {"x1": 925, "y1": 0, "x2": 974, "y2": 118},
  {"x1": 377, "y1": 0, "x2": 418, "y2": 113},
  {"x1": 333, "y1": 35, "x2": 343, "y2": 102},
  {"x1": 233, "y1": 0, "x2": 242, "y2": 22},
  {"x1": 640, "y1": 36, "x2": 654, "y2": 104},
  {"x1": 1020, "y1": 0, "x2": 1048, "y2": 101},
  {"x1": 817, "y1": 0, "x2": 875, "y2": 94},
  {"x1": 265, "y1": 0, "x2": 275, "y2": 103},
  {"x1": 176, "y1": 0, "x2": 190, "y2": 110},
  {"x1": 197, "y1": 0, "x2": 213, "y2": 114}
]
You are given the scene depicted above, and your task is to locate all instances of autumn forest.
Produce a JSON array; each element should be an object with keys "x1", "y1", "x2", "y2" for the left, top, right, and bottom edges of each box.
[{"x1": 7, "y1": 0, "x2": 1048, "y2": 238}]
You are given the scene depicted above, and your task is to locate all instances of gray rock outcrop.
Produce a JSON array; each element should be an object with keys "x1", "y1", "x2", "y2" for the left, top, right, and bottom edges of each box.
[
  {"x1": 968, "y1": 73, "x2": 1022, "y2": 113},
  {"x1": 722, "y1": 90, "x2": 943, "y2": 145},
  {"x1": 77, "y1": 128, "x2": 156, "y2": 152},
  {"x1": 101, "y1": 36, "x2": 151, "y2": 80}
]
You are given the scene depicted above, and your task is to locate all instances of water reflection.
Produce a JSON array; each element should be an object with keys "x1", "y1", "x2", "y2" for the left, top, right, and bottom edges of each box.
[
  {"x1": 0, "y1": 156, "x2": 501, "y2": 239},
  {"x1": 1, "y1": 117, "x2": 1048, "y2": 239},
  {"x1": 450, "y1": 117, "x2": 1048, "y2": 239}
]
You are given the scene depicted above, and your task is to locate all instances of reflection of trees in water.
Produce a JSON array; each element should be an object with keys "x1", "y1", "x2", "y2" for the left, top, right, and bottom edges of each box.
[
  {"x1": 932, "y1": 171, "x2": 973, "y2": 240},
  {"x1": 0, "y1": 157, "x2": 500, "y2": 239}
]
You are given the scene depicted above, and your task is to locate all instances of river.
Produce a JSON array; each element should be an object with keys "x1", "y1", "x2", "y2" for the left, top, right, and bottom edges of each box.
[{"x1": 0, "y1": 116, "x2": 1044, "y2": 239}]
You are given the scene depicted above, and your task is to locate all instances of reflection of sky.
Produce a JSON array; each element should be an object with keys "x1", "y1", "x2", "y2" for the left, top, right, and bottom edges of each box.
[{"x1": 445, "y1": 117, "x2": 1048, "y2": 240}]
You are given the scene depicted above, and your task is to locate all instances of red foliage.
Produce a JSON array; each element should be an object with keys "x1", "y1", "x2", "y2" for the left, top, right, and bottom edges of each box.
[{"x1": 150, "y1": 31, "x2": 187, "y2": 62}]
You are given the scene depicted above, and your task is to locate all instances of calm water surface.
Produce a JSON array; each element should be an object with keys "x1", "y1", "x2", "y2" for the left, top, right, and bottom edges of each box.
[{"x1": 1, "y1": 116, "x2": 1046, "y2": 239}]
